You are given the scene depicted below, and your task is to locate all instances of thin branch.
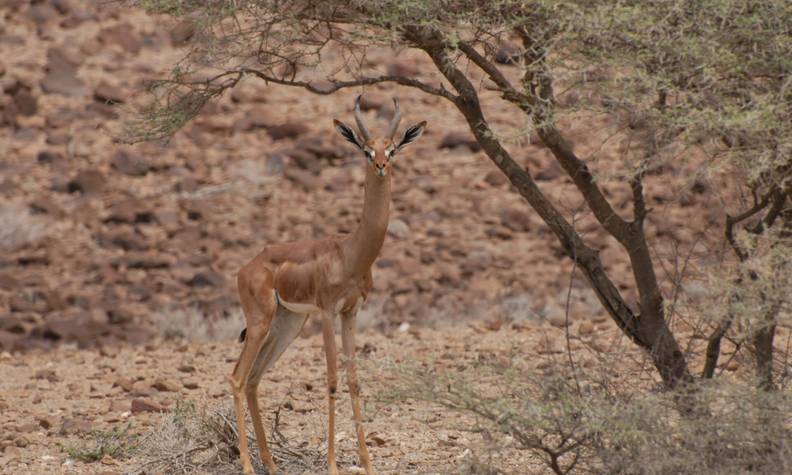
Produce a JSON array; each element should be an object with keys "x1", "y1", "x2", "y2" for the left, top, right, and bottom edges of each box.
[
  {"x1": 236, "y1": 68, "x2": 458, "y2": 101},
  {"x1": 456, "y1": 41, "x2": 533, "y2": 113}
]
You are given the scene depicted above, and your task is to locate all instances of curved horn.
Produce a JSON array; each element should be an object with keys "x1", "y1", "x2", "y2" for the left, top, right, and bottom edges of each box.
[
  {"x1": 387, "y1": 98, "x2": 401, "y2": 139},
  {"x1": 354, "y1": 95, "x2": 371, "y2": 141}
]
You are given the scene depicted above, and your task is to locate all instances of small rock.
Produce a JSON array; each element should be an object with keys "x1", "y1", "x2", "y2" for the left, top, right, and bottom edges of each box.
[
  {"x1": 185, "y1": 271, "x2": 226, "y2": 288},
  {"x1": 153, "y1": 208, "x2": 180, "y2": 231},
  {"x1": 535, "y1": 162, "x2": 562, "y2": 181},
  {"x1": 267, "y1": 122, "x2": 309, "y2": 140},
  {"x1": 17, "y1": 422, "x2": 38, "y2": 433},
  {"x1": 37, "y1": 150, "x2": 63, "y2": 164},
  {"x1": 439, "y1": 131, "x2": 481, "y2": 152},
  {"x1": 93, "y1": 82, "x2": 124, "y2": 105},
  {"x1": 67, "y1": 169, "x2": 105, "y2": 195},
  {"x1": 112, "y1": 251, "x2": 173, "y2": 269},
  {"x1": 36, "y1": 416, "x2": 55, "y2": 430},
  {"x1": 14, "y1": 436, "x2": 29, "y2": 448},
  {"x1": 0, "y1": 273, "x2": 19, "y2": 291},
  {"x1": 59, "y1": 417, "x2": 92, "y2": 435},
  {"x1": 284, "y1": 168, "x2": 318, "y2": 190},
  {"x1": 105, "y1": 198, "x2": 153, "y2": 224},
  {"x1": 108, "y1": 400, "x2": 127, "y2": 413},
  {"x1": 499, "y1": 206, "x2": 531, "y2": 232},
  {"x1": 285, "y1": 148, "x2": 321, "y2": 173},
  {"x1": 111, "y1": 150, "x2": 149, "y2": 176},
  {"x1": 484, "y1": 170, "x2": 507, "y2": 186},
  {"x1": 8, "y1": 81, "x2": 37, "y2": 116},
  {"x1": 30, "y1": 196, "x2": 65, "y2": 217},
  {"x1": 41, "y1": 47, "x2": 87, "y2": 97},
  {"x1": 34, "y1": 369, "x2": 58, "y2": 382},
  {"x1": 131, "y1": 398, "x2": 165, "y2": 414},
  {"x1": 182, "y1": 379, "x2": 199, "y2": 390},
  {"x1": 169, "y1": 19, "x2": 195, "y2": 45},
  {"x1": 538, "y1": 337, "x2": 565, "y2": 354},
  {"x1": 367, "y1": 434, "x2": 387, "y2": 447},
  {"x1": 113, "y1": 377, "x2": 134, "y2": 392},
  {"x1": 238, "y1": 107, "x2": 275, "y2": 130},
  {"x1": 578, "y1": 322, "x2": 595, "y2": 335},
  {"x1": 495, "y1": 42, "x2": 522, "y2": 65},
  {"x1": 151, "y1": 379, "x2": 180, "y2": 392},
  {"x1": 387, "y1": 219, "x2": 410, "y2": 239},
  {"x1": 177, "y1": 364, "x2": 196, "y2": 373},
  {"x1": 98, "y1": 23, "x2": 142, "y2": 54},
  {"x1": 386, "y1": 61, "x2": 420, "y2": 77},
  {"x1": 547, "y1": 313, "x2": 568, "y2": 328}
]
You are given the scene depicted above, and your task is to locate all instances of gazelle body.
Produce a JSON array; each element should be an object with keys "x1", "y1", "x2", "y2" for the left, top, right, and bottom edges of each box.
[{"x1": 229, "y1": 96, "x2": 426, "y2": 474}]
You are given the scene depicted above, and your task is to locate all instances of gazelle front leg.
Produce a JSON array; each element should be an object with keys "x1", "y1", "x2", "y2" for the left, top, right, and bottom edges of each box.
[
  {"x1": 321, "y1": 312, "x2": 340, "y2": 475},
  {"x1": 341, "y1": 307, "x2": 374, "y2": 474}
]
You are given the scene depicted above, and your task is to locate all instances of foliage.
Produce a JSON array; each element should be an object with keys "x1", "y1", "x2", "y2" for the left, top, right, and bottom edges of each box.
[
  {"x1": 383, "y1": 360, "x2": 792, "y2": 474},
  {"x1": 63, "y1": 423, "x2": 137, "y2": 463}
]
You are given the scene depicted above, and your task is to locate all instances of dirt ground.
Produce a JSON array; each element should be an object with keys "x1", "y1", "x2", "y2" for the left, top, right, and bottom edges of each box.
[{"x1": 0, "y1": 318, "x2": 653, "y2": 474}]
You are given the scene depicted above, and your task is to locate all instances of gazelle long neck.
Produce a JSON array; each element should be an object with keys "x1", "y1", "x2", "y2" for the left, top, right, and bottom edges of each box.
[{"x1": 344, "y1": 167, "x2": 391, "y2": 276}]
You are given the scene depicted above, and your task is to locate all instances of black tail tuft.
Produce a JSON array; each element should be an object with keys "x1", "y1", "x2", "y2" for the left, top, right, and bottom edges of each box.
[{"x1": 238, "y1": 327, "x2": 246, "y2": 343}]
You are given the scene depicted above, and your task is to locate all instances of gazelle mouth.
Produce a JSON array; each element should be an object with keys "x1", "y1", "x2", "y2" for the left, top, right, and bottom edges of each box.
[{"x1": 375, "y1": 168, "x2": 387, "y2": 177}]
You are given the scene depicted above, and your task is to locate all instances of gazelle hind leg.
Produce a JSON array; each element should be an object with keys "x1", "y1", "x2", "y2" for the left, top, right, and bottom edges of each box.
[
  {"x1": 245, "y1": 306, "x2": 308, "y2": 473},
  {"x1": 231, "y1": 271, "x2": 277, "y2": 474},
  {"x1": 248, "y1": 306, "x2": 309, "y2": 383},
  {"x1": 230, "y1": 307, "x2": 276, "y2": 474},
  {"x1": 244, "y1": 306, "x2": 308, "y2": 471}
]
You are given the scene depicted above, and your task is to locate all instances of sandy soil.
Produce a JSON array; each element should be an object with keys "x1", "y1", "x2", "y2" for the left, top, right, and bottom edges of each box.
[{"x1": 0, "y1": 319, "x2": 651, "y2": 474}]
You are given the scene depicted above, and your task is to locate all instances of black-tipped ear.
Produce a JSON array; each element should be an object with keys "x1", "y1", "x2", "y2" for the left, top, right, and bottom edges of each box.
[
  {"x1": 396, "y1": 121, "x2": 427, "y2": 150},
  {"x1": 334, "y1": 119, "x2": 364, "y2": 149}
]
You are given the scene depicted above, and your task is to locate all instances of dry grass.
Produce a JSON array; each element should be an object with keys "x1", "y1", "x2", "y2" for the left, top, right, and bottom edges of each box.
[
  {"x1": 380, "y1": 359, "x2": 792, "y2": 475},
  {"x1": 133, "y1": 401, "x2": 337, "y2": 474}
]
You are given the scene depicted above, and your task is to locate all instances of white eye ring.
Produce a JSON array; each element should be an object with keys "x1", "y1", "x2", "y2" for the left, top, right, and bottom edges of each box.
[{"x1": 365, "y1": 149, "x2": 375, "y2": 162}]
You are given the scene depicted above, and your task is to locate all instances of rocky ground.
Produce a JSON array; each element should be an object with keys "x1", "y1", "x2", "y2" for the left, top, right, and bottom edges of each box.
[{"x1": 0, "y1": 320, "x2": 658, "y2": 475}]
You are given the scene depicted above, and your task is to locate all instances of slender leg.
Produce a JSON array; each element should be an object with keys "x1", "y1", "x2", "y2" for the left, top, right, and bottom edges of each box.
[
  {"x1": 246, "y1": 309, "x2": 309, "y2": 473},
  {"x1": 231, "y1": 273, "x2": 277, "y2": 475},
  {"x1": 245, "y1": 381, "x2": 278, "y2": 473},
  {"x1": 322, "y1": 313, "x2": 340, "y2": 475},
  {"x1": 230, "y1": 325, "x2": 269, "y2": 475},
  {"x1": 341, "y1": 310, "x2": 374, "y2": 474}
]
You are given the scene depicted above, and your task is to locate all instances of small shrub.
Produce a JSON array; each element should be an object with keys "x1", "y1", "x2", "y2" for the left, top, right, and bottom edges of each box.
[
  {"x1": 64, "y1": 423, "x2": 137, "y2": 463},
  {"x1": 381, "y1": 361, "x2": 792, "y2": 475},
  {"x1": 135, "y1": 400, "x2": 331, "y2": 473}
]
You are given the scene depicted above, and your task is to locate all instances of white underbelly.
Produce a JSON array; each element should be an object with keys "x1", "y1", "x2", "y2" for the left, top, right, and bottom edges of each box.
[{"x1": 275, "y1": 291, "x2": 322, "y2": 315}]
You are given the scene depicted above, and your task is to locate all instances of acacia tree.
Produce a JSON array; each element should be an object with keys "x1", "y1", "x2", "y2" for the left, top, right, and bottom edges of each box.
[{"x1": 127, "y1": 0, "x2": 791, "y2": 391}]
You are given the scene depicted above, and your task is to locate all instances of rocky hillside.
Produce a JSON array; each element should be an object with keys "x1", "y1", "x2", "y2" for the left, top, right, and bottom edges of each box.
[{"x1": 0, "y1": 1, "x2": 722, "y2": 351}]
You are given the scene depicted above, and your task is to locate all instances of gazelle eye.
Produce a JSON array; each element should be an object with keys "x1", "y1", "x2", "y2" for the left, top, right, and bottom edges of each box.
[
  {"x1": 385, "y1": 149, "x2": 395, "y2": 160},
  {"x1": 364, "y1": 149, "x2": 374, "y2": 161}
]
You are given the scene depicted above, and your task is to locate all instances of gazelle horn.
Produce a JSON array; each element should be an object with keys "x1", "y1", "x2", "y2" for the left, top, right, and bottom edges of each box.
[
  {"x1": 354, "y1": 95, "x2": 371, "y2": 141},
  {"x1": 387, "y1": 98, "x2": 401, "y2": 139}
]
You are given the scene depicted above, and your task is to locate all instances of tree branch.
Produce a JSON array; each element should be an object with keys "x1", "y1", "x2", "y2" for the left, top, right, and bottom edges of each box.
[
  {"x1": 402, "y1": 25, "x2": 644, "y2": 346},
  {"x1": 236, "y1": 68, "x2": 458, "y2": 102}
]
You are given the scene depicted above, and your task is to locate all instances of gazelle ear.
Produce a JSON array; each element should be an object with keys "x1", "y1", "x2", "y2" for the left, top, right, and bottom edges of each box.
[
  {"x1": 396, "y1": 121, "x2": 427, "y2": 150},
  {"x1": 334, "y1": 119, "x2": 364, "y2": 150}
]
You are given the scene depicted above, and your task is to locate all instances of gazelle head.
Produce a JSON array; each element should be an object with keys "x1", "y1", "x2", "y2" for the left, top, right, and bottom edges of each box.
[{"x1": 334, "y1": 95, "x2": 427, "y2": 177}]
